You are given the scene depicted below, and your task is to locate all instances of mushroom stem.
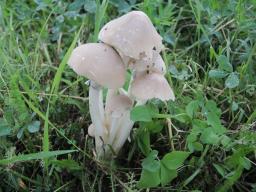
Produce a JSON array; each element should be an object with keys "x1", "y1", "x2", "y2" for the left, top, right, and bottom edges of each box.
[
  {"x1": 107, "y1": 117, "x2": 119, "y2": 147},
  {"x1": 105, "y1": 89, "x2": 116, "y2": 131},
  {"x1": 89, "y1": 81, "x2": 105, "y2": 157},
  {"x1": 112, "y1": 111, "x2": 134, "y2": 153}
]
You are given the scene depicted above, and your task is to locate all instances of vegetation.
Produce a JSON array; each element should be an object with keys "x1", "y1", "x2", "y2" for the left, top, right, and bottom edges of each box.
[{"x1": 0, "y1": 0, "x2": 256, "y2": 191}]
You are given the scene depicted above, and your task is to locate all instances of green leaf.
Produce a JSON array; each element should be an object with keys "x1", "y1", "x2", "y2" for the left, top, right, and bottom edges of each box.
[
  {"x1": 68, "y1": 0, "x2": 85, "y2": 11},
  {"x1": 207, "y1": 111, "x2": 226, "y2": 134},
  {"x1": 205, "y1": 100, "x2": 221, "y2": 117},
  {"x1": 209, "y1": 69, "x2": 227, "y2": 78},
  {"x1": 225, "y1": 72, "x2": 239, "y2": 89},
  {"x1": 84, "y1": 0, "x2": 97, "y2": 13},
  {"x1": 187, "y1": 132, "x2": 198, "y2": 143},
  {"x1": 200, "y1": 128, "x2": 219, "y2": 145},
  {"x1": 221, "y1": 135, "x2": 232, "y2": 147},
  {"x1": 217, "y1": 55, "x2": 233, "y2": 72},
  {"x1": 188, "y1": 142, "x2": 203, "y2": 152},
  {"x1": 160, "y1": 162, "x2": 177, "y2": 186},
  {"x1": 27, "y1": 120, "x2": 40, "y2": 133},
  {"x1": 110, "y1": 0, "x2": 132, "y2": 13},
  {"x1": 213, "y1": 163, "x2": 226, "y2": 177},
  {"x1": 137, "y1": 129, "x2": 151, "y2": 156},
  {"x1": 239, "y1": 157, "x2": 251, "y2": 170},
  {"x1": 186, "y1": 100, "x2": 200, "y2": 118},
  {"x1": 142, "y1": 150, "x2": 160, "y2": 172},
  {"x1": 192, "y1": 119, "x2": 208, "y2": 132},
  {"x1": 137, "y1": 169, "x2": 160, "y2": 189},
  {"x1": 143, "y1": 121, "x2": 164, "y2": 133},
  {"x1": 131, "y1": 105, "x2": 157, "y2": 122},
  {"x1": 0, "y1": 150, "x2": 77, "y2": 165},
  {"x1": 162, "y1": 151, "x2": 190, "y2": 170},
  {"x1": 0, "y1": 118, "x2": 11, "y2": 136},
  {"x1": 171, "y1": 113, "x2": 190, "y2": 123}
]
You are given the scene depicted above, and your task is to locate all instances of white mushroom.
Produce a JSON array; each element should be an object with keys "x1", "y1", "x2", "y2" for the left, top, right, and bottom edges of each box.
[
  {"x1": 130, "y1": 72, "x2": 175, "y2": 102},
  {"x1": 68, "y1": 11, "x2": 176, "y2": 160},
  {"x1": 99, "y1": 11, "x2": 163, "y2": 61},
  {"x1": 68, "y1": 43, "x2": 126, "y2": 157}
]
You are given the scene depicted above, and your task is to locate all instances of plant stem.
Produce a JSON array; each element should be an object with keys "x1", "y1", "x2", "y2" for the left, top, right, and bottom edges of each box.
[{"x1": 166, "y1": 118, "x2": 175, "y2": 151}]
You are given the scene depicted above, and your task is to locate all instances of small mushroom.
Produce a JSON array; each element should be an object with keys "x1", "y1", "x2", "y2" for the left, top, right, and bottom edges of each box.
[
  {"x1": 130, "y1": 72, "x2": 175, "y2": 102},
  {"x1": 99, "y1": 11, "x2": 163, "y2": 61},
  {"x1": 68, "y1": 43, "x2": 126, "y2": 157}
]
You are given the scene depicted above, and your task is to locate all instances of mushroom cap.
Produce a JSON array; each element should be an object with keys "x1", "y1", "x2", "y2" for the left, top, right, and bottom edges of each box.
[
  {"x1": 151, "y1": 53, "x2": 166, "y2": 74},
  {"x1": 130, "y1": 72, "x2": 175, "y2": 101},
  {"x1": 98, "y1": 11, "x2": 163, "y2": 60},
  {"x1": 88, "y1": 124, "x2": 95, "y2": 137},
  {"x1": 127, "y1": 52, "x2": 166, "y2": 75},
  {"x1": 68, "y1": 43, "x2": 126, "y2": 89},
  {"x1": 105, "y1": 93, "x2": 133, "y2": 118}
]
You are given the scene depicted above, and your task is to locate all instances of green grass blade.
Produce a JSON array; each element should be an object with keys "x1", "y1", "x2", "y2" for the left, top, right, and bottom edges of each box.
[
  {"x1": 93, "y1": 0, "x2": 109, "y2": 42},
  {"x1": 0, "y1": 150, "x2": 76, "y2": 165},
  {"x1": 43, "y1": 104, "x2": 50, "y2": 152},
  {"x1": 247, "y1": 110, "x2": 256, "y2": 124}
]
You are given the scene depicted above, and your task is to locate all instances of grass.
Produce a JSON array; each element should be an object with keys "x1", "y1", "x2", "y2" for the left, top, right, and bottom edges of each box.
[{"x1": 0, "y1": 0, "x2": 256, "y2": 191}]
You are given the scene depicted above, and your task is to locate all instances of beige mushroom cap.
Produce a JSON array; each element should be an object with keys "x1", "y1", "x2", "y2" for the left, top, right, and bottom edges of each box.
[
  {"x1": 127, "y1": 52, "x2": 166, "y2": 75},
  {"x1": 88, "y1": 124, "x2": 95, "y2": 137},
  {"x1": 68, "y1": 43, "x2": 126, "y2": 89},
  {"x1": 151, "y1": 53, "x2": 166, "y2": 74},
  {"x1": 130, "y1": 72, "x2": 175, "y2": 101},
  {"x1": 105, "y1": 93, "x2": 133, "y2": 118},
  {"x1": 98, "y1": 11, "x2": 163, "y2": 60}
]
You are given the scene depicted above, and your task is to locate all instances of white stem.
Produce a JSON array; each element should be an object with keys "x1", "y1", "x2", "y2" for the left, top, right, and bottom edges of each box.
[
  {"x1": 111, "y1": 101, "x2": 146, "y2": 154},
  {"x1": 108, "y1": 117, "x2": 119, "y2": 145},
  {"x1": 105, "y1": 89, "x2": 116, "y2": 132},
  {"x1": 89, "y1": 81, "x2": 105, "y2": 156},
  {"x1": 112, "y1": 111, "x2": 134, "y2": 153}
]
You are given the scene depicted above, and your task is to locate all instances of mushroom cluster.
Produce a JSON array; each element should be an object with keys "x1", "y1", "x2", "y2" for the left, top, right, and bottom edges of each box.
[{"x1": 68, "y1": 11, "x2": 175, "y2": 159}]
